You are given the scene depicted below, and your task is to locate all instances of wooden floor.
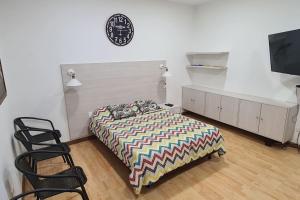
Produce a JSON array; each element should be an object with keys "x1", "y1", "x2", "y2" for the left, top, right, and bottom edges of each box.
[{"x1": 25, "y1": 114, "x2": 300, "y2": 200}]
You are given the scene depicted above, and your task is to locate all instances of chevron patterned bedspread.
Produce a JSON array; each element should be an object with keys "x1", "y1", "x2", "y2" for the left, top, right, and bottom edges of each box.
[{"x1": 89, "y1": 108, "x2": 225, "y2": 194}]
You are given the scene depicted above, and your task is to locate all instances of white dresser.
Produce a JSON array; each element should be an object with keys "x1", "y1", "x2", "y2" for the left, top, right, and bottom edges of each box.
[{"x1": 182, "y1": 85, "x2": 298, "y2": 144}]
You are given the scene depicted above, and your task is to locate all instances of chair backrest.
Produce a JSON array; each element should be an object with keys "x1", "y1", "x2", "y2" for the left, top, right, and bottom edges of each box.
[
  {"x1": 15, "y1": 152, "x2": 39, "y2": 188},
  {"x1": 14, "y1": 130, "x2": 33, "y2": 151},
  {"x1": 14, "y1": 118, "x2": 32, "y2": 139}
]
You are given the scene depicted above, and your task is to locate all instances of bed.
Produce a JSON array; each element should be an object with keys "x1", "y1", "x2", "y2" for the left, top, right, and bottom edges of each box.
[{"x1": 89, "y1": 106, "x2": 225, "y2": 194}]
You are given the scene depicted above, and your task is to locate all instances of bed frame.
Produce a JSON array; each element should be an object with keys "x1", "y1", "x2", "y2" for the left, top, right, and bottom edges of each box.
[{"x1": 61, "y1": 60, "x2": 166, "y2": 140}]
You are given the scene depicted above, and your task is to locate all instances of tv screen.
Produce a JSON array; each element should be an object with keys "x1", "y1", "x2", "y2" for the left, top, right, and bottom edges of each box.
[
  {"x1": 0, "y1": 60, "x2": 7, "y2": 105},
  {"x1": 269, "y1": 29, "x2": 300, "y2": 75}
]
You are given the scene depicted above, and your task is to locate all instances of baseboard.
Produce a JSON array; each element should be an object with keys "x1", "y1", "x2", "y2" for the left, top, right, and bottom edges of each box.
[
  {"x1": 66, "y1": 135, "x2": 96, "y2": 145},
  {"x1": 287, "y1": 142, "x2": 298, "y2": 149}
]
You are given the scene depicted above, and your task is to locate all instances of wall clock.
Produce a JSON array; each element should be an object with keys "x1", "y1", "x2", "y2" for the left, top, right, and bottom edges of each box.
[{"x1": 106, "y1": 13, "x2": 134, "y2": 46}]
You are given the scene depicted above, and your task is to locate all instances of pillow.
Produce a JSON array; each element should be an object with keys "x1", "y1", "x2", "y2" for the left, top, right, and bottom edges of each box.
[
  {"x1": 134, "y1": 100, "x2": 161, "y2": 114},
  {"x1": 107, "y1": 104, "x2": 137, "y2": 120},
  {"x1": 128, "y1": 103, "x2": 142, "y2": 115}
]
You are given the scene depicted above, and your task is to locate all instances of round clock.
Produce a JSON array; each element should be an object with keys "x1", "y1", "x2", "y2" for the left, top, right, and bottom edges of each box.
[{"x1": 106, "y1": 14, "x2": 134, "y2": 46}]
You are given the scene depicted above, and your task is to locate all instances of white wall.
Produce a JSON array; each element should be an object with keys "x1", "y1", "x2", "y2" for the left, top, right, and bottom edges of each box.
[
  {"x1": 0, "y1": 0, "x2": 194, "y2": 197},
  {"x1": 192, "y1": 0, "x2": 300, "y2": 142},
  {"x1": 2, "y1": 0, "x2": 300, "y2": 197},
  {"x1": 0, "y1": 50, "x2": 22, "y2": 198},
  {"x1": 0, "y1": 106, "x2": 22, "y2": 200},
  {"x1": 0, "y1": 0, "x2": 194, "y2": 141}
]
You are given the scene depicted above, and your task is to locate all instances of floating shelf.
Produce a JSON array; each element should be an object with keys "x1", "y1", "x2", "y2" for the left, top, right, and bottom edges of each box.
[
  {"x1": 186, "y1": 65, "x2": 228, "y2": 70},
  {"x1": 186, "y1": 52, "x2": 229, "y2": 56},
  {"x1": 186, "y1": 52, "x2": 229, "y2": 70}
]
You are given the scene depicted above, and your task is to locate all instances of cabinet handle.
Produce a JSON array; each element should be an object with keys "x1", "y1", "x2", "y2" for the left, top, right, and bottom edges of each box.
[
  {"x1": 260, "y1": 118, "x2": 263, "y2": 121},
  {"x1": 256, "y1": 116, "x2": 259, "y2": 120}
]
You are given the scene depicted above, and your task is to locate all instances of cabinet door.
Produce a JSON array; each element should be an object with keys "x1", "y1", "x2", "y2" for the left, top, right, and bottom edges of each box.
[
  {"x1": 205, "y1": 93, "x2": 221, "y2": 120},
  {"x1": 259, "y1": 104, "x2": 287, "y2": 142},
  {"x1": 238, "y1": 100, "x2": 261, "y2": 133},
  {"x1": 219, "y1": 96, "x2": 239, "y2": 126},
  {"x1": 182, "y1": 88, "x2": 206, "y2": 115}
]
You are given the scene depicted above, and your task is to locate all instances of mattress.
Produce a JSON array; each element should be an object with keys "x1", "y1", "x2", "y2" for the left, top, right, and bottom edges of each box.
[{"x1": 89, "y1": 107, "x2": 225, "y2": 194}]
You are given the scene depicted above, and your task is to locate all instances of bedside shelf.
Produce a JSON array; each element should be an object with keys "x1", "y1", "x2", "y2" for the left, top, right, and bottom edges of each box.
[
  {"x1": 186, "y1": 65, "x2": 228, "y2": 70},
  {"x1": 159, "y1": 104, "x2": 182, "y2": 114}
]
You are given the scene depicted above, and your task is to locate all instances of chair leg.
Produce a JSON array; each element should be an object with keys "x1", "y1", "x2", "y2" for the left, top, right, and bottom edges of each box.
[
  {"x1": 64, "y1": 155, "x2": 71, "y2": 166},
  {"x1": 32, "y1": 159, "x2": 37, "y2": 173},
  {"x1": 31, "y1": 158, "x2": 34, "y2": 170},
  {"x1": 54, "y1": 138, "x2": 61, "y2": 144},
  {"x1": 79, "y1": 184, "x2": 89, "y2": 200},
  {"x1": 81, "y1": 187, "x2": 89, "y2": 200},
  {"x1": 32, "y1": 160, "x2": 38, "y2": 198},
  {"x1": 62, "y1": 155, "x2": 67, "y2": 163},
  {"x1": 66, "y1": 155, "x2": 75, "y2": 167},
  {"x1": 28, "y1": 156, "x2": 32, "y2": 167}
]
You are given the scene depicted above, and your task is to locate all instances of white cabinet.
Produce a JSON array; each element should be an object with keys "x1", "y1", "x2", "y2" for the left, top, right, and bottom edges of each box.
[
  {"x1": 204, "y1": 93, "x2": 239, "y2": 126},
  {"x1": 220, "y1": 96, "x2": 239, "y2": 126},
  {"x1": 182, "y1": 88, "x2": 205, "y2": 115},
  {"x1": 238, "y1": 100, "x2": 261, "y2": 133},
  {"x1": 259, "y1": 105, "x2": 287, "y2": 142},
  {"x1": 182, "y1": 85, "x2": 298, "y2": 144},
  {"x1": 205, "y1": 93, "x2": 221, "y2": 120}
]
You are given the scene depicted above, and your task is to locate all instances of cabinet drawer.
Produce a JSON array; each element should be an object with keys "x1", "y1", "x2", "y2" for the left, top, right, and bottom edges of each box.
[{"x1": 182, "y1": 87, "x2": 205, "y2": 115}]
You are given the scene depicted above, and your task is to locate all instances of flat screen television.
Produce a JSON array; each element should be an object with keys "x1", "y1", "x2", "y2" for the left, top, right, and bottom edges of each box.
[
  {"x1": 269, "y1": 29, "x2": 300, "y2": 75},
  {"x1": 0, "y1": 60, "x2": 7, "y2": 105}
]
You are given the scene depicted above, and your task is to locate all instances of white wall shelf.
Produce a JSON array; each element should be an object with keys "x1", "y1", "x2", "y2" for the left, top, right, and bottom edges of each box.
[
  {"x1": 186, "y1": 52, "x2": 229, "y2": 69},
  {"x1": 186, "y1": 65, "x2": 228, "y2": 70},
  {"x1": 186, "y1": 52, "x2": 229, "y2": 56}
]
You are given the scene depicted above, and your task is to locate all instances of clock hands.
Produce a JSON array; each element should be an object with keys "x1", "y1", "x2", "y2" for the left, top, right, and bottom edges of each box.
[
  {"x1": 115, "y1": 25, "x2": 128, "y2": 36},
  {"x1": 115, "y1": 25, "x2": 125, "y2": 29}
]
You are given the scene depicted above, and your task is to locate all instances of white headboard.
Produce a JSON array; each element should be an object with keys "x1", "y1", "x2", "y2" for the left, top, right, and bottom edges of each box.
[{"x1": 61, "y1": 60, "x2": 166, "y2": 140}]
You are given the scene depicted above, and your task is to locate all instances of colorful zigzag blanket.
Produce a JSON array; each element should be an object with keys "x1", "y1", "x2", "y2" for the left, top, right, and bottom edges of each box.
[{"x1": 89, "y1": 108, "x2": 225, "y2": 194}]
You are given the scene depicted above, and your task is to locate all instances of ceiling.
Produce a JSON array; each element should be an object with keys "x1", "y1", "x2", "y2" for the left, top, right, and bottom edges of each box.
[{"x1": 167, "y1": 0, "x2": 214, "y2": 5}]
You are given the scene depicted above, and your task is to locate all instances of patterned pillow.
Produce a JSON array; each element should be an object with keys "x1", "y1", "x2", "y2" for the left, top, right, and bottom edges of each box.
[
  {"x1": 134, "y1": 100, "x2": 161, "y2": 114},
  {"x1": 107, "y1": 104, "x2": 137, "y2": 120},
  {"x1": 128, "y1": 103, "x2": 142, "y2": 115}
]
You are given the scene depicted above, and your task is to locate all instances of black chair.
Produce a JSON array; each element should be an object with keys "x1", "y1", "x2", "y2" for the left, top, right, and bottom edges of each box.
[
  {"x1": 14, "y1": 130, "x2": 74, "y2": 172},
  {"x1": 14, "y1": 117, "x2": 62, "y2": 144},
  {"x1": 10, "y1": 188, "x2": 88, "y2": 200},
  {"x1": 15, "y1": 151, "x2": 89, "y2": 200}
]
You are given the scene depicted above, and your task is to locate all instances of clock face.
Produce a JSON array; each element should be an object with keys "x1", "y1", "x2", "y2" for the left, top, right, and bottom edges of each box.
[{"x1": 106, "y1": 14, "x2": 134, "y2": 46}]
